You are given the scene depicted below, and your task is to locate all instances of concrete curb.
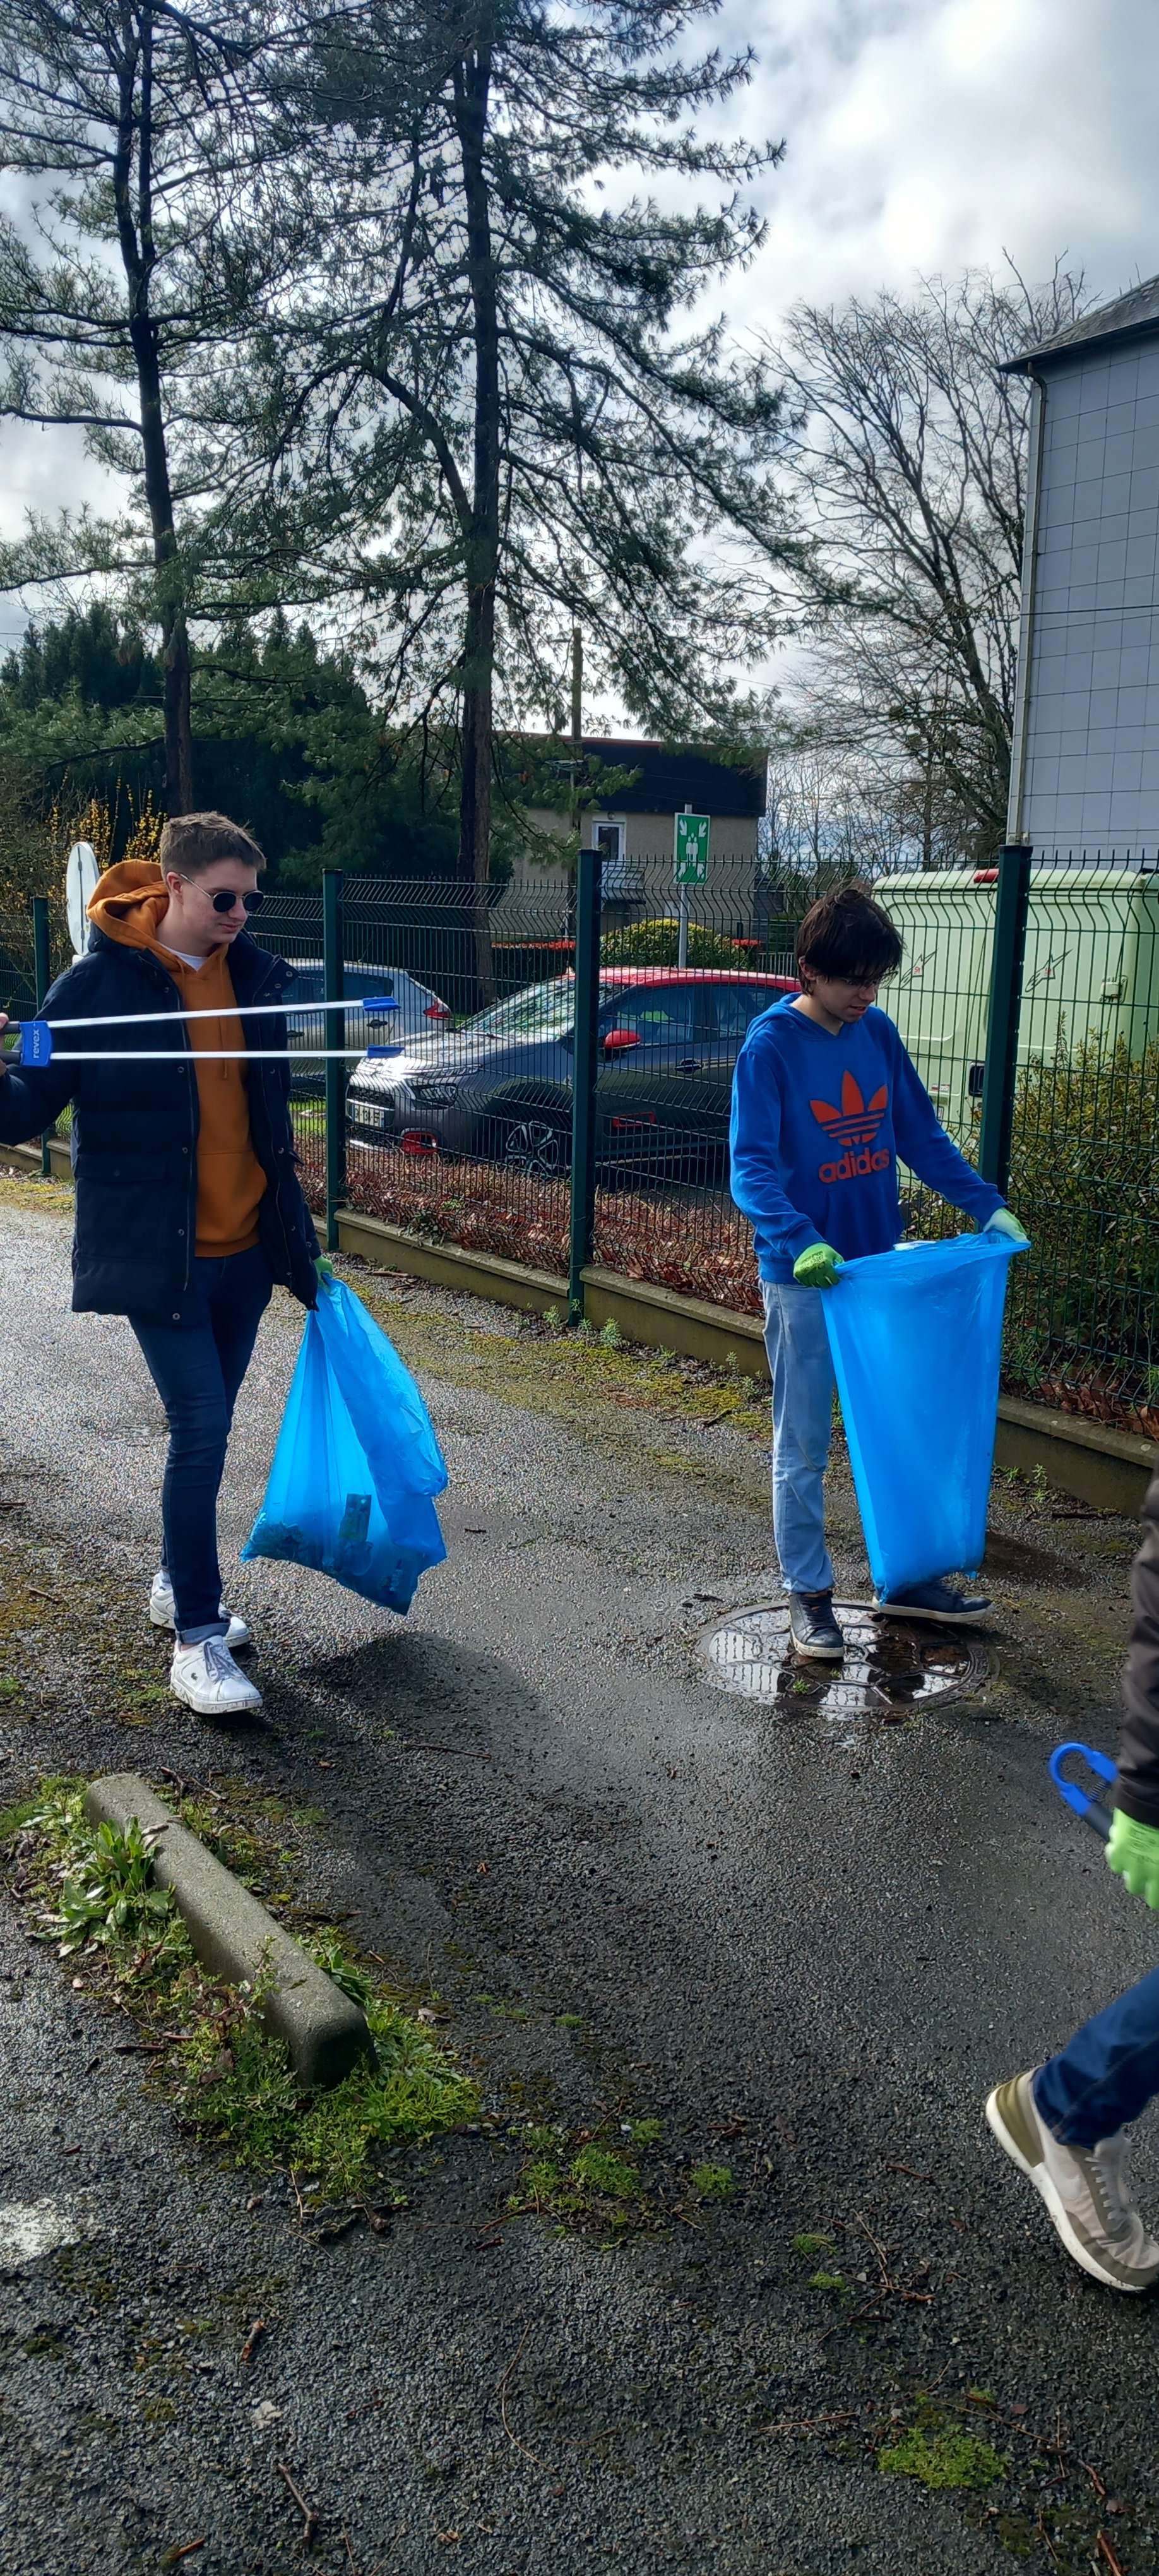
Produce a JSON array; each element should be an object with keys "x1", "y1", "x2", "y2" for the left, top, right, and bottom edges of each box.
[{"x1": 83, "y1": 1775, "x2": 372, "y2": 2089}]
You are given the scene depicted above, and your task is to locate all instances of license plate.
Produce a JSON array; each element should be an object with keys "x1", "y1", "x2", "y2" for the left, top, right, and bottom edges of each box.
[{"x1": 356, "y1": 1104, "x2": 389, "y2": 1131}]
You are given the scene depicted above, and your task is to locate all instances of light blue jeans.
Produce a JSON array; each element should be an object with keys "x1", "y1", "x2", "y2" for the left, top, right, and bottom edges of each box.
[{"x1": 762, "y1": 1279, "x2": 836, "y2": 1595}]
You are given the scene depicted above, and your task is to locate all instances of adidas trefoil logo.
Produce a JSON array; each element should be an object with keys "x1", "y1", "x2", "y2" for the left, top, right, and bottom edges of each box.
[{"x1": 810, "y1": 1073, "x2": 890, "y2": 1184}]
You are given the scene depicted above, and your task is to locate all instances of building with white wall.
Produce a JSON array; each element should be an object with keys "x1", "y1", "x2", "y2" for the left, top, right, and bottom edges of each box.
[{"x1": 1005, "y1": 279, "x2": 1159, "y2": 858}]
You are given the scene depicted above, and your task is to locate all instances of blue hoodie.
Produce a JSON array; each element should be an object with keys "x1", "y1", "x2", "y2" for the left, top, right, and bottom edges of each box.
[{"x1": 729, "y1": 998, "x2": 1004, "y2": 1282}]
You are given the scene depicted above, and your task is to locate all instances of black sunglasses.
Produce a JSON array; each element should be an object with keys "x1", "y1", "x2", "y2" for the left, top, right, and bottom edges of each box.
[{"x1": 177, "y1": 874, "x2": 264, "y2": 916}]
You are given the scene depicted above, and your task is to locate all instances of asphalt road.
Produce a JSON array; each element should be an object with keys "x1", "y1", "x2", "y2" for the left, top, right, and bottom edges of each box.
[{"x1": 2, "y1": 1192, "x2": 1158, "y2": 2576}]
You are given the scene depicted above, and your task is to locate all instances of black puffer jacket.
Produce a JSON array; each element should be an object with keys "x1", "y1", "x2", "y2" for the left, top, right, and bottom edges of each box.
[
  {"x1": 1117, "y1": 1469, "x2": 1159, "y2": 1827},
  {"x1": 0, "y1": 926, "x2": 320, "y2": 1319}
]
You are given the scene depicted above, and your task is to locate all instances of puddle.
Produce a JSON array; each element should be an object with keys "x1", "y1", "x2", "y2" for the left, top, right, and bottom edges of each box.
[{"x1": 700, "y1": 1601, "x2": 992, "y2": 1716}]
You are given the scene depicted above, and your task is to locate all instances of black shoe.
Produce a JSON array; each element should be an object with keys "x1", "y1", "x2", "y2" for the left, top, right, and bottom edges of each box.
[
  {"x1": 787, "y1": 1590, "x2": 845, "y2": 1660},
  {"x1": 872, "y1": 1580, "x2": 991, "y2": 1627}
]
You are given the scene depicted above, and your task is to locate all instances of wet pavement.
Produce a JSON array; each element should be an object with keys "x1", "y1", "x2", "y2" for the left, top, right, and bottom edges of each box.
[{"x1": 2, "y1": 1186, "x2": 1158, "y2": 2576}]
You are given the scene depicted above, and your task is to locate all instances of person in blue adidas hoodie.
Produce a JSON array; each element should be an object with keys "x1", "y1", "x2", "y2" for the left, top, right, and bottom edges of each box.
[{"x1": 730, "y1": 881, "x2": 1026, "y2": 1660}]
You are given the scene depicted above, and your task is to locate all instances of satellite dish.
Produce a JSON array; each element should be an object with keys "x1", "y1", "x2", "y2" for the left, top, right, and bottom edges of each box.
[{"x1": 66, "y1": 842, "x2": 100, "y2": 961}]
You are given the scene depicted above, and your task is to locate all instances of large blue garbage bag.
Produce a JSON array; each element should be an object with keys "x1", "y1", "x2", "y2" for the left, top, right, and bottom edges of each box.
[
  {"x1": 821, "y1": 1232, "x2": 1025, "y2": 1601},
  {"x1": 242, "y1": 1279, "x2": 448, "y2": 1613}
]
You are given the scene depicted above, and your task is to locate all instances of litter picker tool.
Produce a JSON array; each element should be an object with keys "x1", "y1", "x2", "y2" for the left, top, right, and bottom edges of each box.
[
  {"x1": 7, "y1": 993, "x2": 403, "y2": 1068},
  {"x1": 1049, "y1": 1741, "x2": 1116, "y2": 1843}
]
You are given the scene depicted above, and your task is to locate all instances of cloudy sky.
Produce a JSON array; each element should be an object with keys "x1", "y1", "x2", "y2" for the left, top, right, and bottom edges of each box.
[
  {"x1": 722, "y1": 0, "x2": 1158, "y2": 325},
  {"x1": 0, "y1": 0, "x2": 1156, "y2": 659}
]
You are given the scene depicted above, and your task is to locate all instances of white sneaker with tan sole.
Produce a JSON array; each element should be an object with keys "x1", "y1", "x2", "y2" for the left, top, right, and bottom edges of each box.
[{"x1": 986, "y1": 2067, "x2": 1159, "y2": 2292}]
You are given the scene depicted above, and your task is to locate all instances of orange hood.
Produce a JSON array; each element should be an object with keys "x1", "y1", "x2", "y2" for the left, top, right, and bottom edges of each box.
[{"x1": 86, "y1": 858, "x2": 174, "y2": 955}]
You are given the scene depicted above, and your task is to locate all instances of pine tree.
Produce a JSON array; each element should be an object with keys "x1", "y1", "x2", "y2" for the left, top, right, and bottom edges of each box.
[
  {"x1": 0, "y1": 0, "x2": 270, "y2": 808},
  {"x1": 201, "y1": 0, "x2": 795, "y2": 896}
]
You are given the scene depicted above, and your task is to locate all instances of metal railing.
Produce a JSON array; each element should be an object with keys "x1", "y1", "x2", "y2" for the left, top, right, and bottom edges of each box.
[{"x1": 5, "y1": 845, "x2": 1159, "y2": 1434}]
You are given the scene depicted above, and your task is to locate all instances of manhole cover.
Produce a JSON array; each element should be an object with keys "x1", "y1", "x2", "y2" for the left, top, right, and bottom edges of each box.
[{"x1": 701, "y1": 1602, "x2": 990, "y2": 1716}]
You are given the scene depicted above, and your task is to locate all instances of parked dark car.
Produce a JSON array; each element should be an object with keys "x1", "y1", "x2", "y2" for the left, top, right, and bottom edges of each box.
[
  {"x1": 345, "y1": 966, "x2": 799, "y2": 1178},
  {"x1": 278, "y1": 958, "x2": 451, "y2": 1095}
]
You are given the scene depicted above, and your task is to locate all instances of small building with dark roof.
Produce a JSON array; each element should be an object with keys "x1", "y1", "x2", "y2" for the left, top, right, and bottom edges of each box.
[
  {"x1": 1003, "y1": 278, "x2": 1159, "y2": 857},
  {"x1": 506, "y1": 732, "x2": 765, "y2": 921}
]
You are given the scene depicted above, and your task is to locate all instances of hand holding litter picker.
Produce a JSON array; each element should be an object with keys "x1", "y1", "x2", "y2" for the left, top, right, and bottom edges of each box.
[
  {"x1": 1107, "y1": 1812, "x2": 1159, "y2": 1907},
  {"x1": 1048, "y1": 1741, "x2": 1159, "y2": 1902}
]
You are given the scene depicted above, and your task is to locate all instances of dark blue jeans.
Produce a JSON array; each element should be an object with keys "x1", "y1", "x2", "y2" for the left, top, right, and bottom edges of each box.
[
  {"x1": 1034, "y1": 1965, "x2": 1159, "y2": 2147},
  {"x1": 131, "y1": 1246, "x2": 273, "y2": 1643}
]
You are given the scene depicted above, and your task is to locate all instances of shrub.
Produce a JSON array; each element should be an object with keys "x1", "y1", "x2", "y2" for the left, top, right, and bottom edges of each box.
[
  {"x1": 600, "y1": 916, "x2": 749, "y2": 969},
  {"x1": 907, "y1": 1033, "x2": 1159, "y2": 1430}
]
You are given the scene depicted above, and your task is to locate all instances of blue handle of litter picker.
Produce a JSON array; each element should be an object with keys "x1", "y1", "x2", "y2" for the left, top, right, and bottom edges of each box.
[
  {"x1": 1049, "y1": 1741, "x2": 1116, "y2": 1841},
  {"x1": 10, "y1": 1019, "x2": 52, "y2": 1066}
]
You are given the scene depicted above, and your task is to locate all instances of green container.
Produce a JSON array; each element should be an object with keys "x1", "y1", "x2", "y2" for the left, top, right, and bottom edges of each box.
[{"x1": 879, "y1": 864, "x2": 1159, "y2": 1146}]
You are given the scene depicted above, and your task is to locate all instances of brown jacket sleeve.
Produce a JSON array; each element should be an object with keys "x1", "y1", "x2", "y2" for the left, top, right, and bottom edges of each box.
[{"x1": 1116, "y1": 1468, "x2": 1159, "y2": 1827}]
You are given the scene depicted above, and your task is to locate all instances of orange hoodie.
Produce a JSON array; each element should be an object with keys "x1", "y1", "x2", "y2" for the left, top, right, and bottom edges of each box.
[{"x1": 87, "y1": 859, "x2": 268, "y2": 1258}]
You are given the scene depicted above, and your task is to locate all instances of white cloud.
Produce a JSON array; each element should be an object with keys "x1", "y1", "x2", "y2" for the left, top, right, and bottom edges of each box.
[
  {"x1": 726, "y1": 0, "x2": 1159, "y2": 326},
  {"x1": 0, "y1": 0, "x2": 1156, "y2": 666}
]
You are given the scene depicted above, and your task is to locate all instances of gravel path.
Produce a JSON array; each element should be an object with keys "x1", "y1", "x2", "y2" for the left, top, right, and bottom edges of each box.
[{"x1": 1, "y1": 1189, "x2": 1156, "y2": 2576}]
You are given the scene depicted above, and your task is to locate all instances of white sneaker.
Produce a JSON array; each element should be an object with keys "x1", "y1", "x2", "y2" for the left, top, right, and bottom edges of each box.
[
  {"x1": 150, "y1": 1569, "x2": 251, "y2": 1653},
  {"x1": 986, "y1": 2068, "x2": 1159, "y2": 2292},
  {"x1": 170, "y1": 1637, "x2": 263, "y2": 1718}
]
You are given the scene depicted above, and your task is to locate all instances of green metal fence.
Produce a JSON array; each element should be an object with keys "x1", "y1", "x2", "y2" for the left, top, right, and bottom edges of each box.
[
  {"x1": 882, "y1": 850, "x2": 1159, "y2": 1433},
  {"x1": 6, "y1": 847, "x2": 1159, "y2": 1434}
]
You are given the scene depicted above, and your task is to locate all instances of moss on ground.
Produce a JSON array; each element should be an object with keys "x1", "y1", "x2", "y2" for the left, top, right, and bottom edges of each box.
[
  {"x1": 878, "y1": 2408, "x2": 1004, "y2": 2493},
  {"x1": 1, "y1": 1777, "x2": 480, "y2": 2212},
  {"x1": 350, "y1": 1270, "x2": 775, "y2": 1493},
  {"x1": 504, "y1": 2117, "x2": 738, "y2": 2239},
  {"x1": 0, "y1": 1164, "x2": 73, "y2": 1217}
]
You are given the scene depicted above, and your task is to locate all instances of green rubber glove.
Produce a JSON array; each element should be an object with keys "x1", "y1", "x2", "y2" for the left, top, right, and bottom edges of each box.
[
  {"x1": 1106, "y1": 1810, "x2": 1159, "y2": 1909},
  {"x1": 314, "y1": 1254, "x2": 336, "y2": 1292},
  {"x1": 985, "y1": 1208, "x2": 1028, "y2": 1243},
  {"x1": 793, "y1": 1242, "x2": 843, "y2": 1289}
]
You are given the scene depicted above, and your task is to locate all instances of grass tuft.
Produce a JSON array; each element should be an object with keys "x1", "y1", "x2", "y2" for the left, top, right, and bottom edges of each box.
[
  {"x1": 878, "y1": 2417, "x2": 1004, "y2": 2493},
  {"x1": 3, "y1": 1779, "x2": 480, "y2": 2209}
]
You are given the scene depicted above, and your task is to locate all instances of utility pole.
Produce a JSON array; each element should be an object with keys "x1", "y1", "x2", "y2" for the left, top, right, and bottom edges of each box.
[
  {"x1": 678, "y1": 802, "x2": 691, "y2": 969},
  {"x1": 568, "y1": 621, "x2": 583, "y2": 941},
  {"x1": 569, "y1": 623, "x2": 583, "y2": 828}
]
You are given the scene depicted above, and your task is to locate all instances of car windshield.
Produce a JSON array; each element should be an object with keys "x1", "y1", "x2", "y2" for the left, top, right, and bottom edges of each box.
[{"x1": 466, "y1": 975, "x2": 614, "y2": 1043}]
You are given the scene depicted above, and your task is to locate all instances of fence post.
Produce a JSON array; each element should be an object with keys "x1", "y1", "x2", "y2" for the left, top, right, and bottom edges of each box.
[
  {"x1": 978, "y1": 843, "x2": 1031, "y2": 1198},
  {"x1": 568, "y1": 845, "x2": 602, "y2": 1323},
  {"x1": 32, "y1": 895, "x2": 52, "y2": 1179},
  {"x1": 323, "y1": 868, "x2": 345, "y2": 1253}
]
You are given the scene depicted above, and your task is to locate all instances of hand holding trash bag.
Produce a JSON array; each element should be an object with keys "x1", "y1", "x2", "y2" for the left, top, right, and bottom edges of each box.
[
  {"x1": 242, "y1": 1277, "x2": 447, "y2": 1614},
  {"x1": 1107, "y1": 1812, "x2": 1159, "y2": 1910},
  {"x1": 793, "y1": 1241, "x2": 844, "y2": 1289},
  {"x1": 984, "y1": 1209, "x2": 1029, "y2": 1244}
]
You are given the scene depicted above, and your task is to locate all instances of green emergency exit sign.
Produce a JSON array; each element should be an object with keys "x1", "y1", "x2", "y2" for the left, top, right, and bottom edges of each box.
[{"x1": 674, "y1": 811, "x2": 710, "y2": 885}]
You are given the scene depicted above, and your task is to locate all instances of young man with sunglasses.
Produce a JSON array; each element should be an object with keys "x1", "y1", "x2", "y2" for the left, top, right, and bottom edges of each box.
[
  {"x1": 0, "y1": 812, "x2": 326, "y2": 1715},
  {"x1": 730, "y1": 882, "x2": 1026, "y2": 1660}
]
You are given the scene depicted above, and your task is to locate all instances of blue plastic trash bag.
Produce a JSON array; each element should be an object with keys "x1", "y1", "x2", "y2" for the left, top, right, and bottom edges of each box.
[
  {"x1": 821, "y1": 1232, "x2": 1025, "y2": 1601},
  {"x1": 242, "y1": 1279, "x2": 448, "y2": 1613}
]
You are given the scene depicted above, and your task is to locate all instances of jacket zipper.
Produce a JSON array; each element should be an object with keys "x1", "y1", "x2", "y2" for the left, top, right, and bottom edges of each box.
[
  {"x1": 237, "y1": 948, "x2": 297, "y2": 1281},
  {"x1": 141, "y1": 953, "x2": 198, "y2": 1294}
]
